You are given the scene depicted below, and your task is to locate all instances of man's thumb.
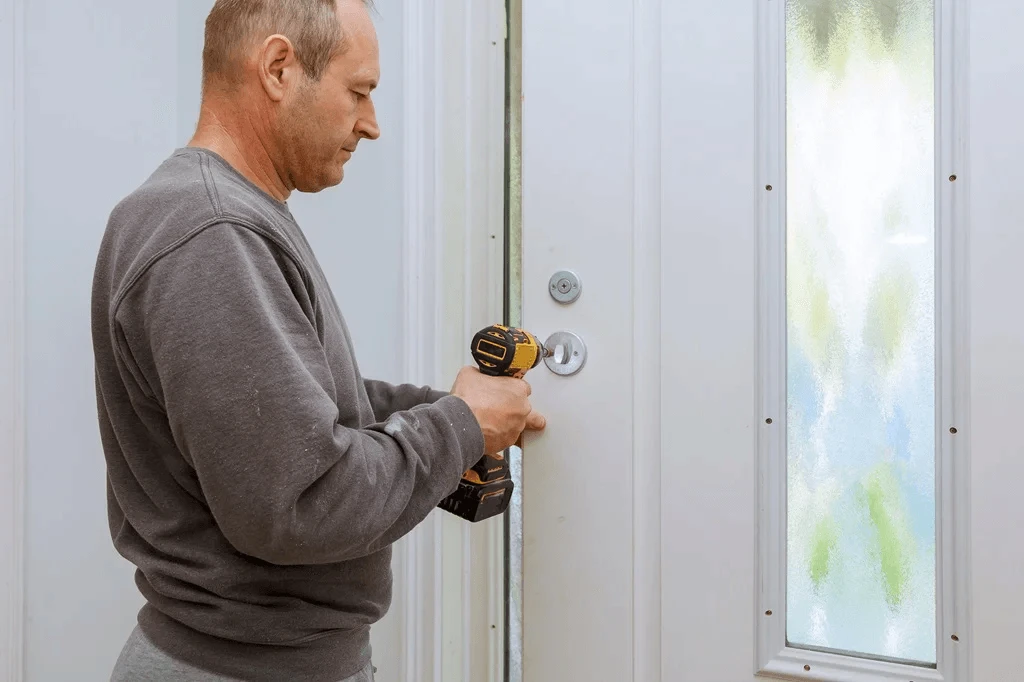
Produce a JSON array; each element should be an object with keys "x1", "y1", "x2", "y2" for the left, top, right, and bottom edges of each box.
[{"x1": 525, "y1": 410, "x2": 547, "y2": 430}]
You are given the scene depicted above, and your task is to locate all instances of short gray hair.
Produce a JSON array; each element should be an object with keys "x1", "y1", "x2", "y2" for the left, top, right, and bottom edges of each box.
[{"x1": 201, "y1": 0, "x2": 374, "y2": 87}]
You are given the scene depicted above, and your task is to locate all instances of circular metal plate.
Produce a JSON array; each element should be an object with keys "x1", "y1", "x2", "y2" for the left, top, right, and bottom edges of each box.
[
  {"x1": 543, "y1": 331, "x2": 587, "y2": 376},
  {"x1": 548, "y1": 270, "x2": 582, "y2": 304}
]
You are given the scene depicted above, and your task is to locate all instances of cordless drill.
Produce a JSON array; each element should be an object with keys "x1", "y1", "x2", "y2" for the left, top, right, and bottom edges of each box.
[{"x1": 437, "y1": 324, "x2": 549, "y2": 523}]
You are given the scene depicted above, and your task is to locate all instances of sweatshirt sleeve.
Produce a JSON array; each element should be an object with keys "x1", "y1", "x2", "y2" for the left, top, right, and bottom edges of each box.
[
  {"x1": 115, "y1": 222, "x2": 485, "y2": 566},
  {"x1": 363, "y1": 379, "x2": 448, "y2": 422}
]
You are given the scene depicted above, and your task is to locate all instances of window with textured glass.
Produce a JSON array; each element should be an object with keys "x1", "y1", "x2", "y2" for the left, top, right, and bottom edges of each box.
[{"x1": 785, "y1": 0, "x2": 936, "y2": 666}]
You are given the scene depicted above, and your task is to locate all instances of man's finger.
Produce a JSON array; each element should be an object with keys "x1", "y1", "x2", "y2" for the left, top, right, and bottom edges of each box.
[{"x1": 525, "y1": 410, "x2": 546, "y2": 430}]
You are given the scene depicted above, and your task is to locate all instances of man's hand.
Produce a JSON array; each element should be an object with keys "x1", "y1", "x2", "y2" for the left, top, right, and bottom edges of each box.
[{"x1": 450, "y1": 366, "x2": 547, "y2": 455}]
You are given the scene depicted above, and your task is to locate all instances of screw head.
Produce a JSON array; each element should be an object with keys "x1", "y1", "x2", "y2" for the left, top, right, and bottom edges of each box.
[{"x1": 548, "y1": 270, "x2": 582, "y2": 304}]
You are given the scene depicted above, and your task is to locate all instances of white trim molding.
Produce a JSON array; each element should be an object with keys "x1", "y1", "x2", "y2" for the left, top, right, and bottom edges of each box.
[
  {"x1": 755, "y1": 0, "x2": 971, "y2": 680},
  {"x1": 398, "y1": 1, "x2": 442, "y2": 680},
  {"x1": 0, "y1": 0, "x2": 26, "y2": 680},
  {"x1": 435, "y1": 0, "x2": 508, "y2": 678},
  {"x1": 399, "y1": 0, "x2": 508, "y2": 680}
]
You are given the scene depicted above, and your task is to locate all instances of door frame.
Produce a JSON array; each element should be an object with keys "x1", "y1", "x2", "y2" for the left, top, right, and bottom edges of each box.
[{"x1": 399, "y1": 0, "x2": 509, "y2": 681}]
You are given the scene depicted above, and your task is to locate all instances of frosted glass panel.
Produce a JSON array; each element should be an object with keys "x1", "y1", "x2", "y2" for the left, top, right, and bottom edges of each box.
[{"x1": 785, "y1": 0, "x2": 936, "y2": 665}]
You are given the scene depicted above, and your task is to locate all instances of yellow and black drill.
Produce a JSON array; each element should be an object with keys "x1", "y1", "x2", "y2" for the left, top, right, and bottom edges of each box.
[{"x1": 437, "y1": 324, "x2": 549, "y2": 523}]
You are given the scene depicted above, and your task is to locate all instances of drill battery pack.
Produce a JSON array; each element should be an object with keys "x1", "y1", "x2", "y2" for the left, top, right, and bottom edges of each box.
[{"x1": 437, "y1": 453, "x2": 514, "y2": 522}]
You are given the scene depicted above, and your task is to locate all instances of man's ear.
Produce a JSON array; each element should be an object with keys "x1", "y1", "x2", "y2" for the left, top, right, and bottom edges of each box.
[{"x1": 257, "y1": 34, "x2": 299, "y2": 102}]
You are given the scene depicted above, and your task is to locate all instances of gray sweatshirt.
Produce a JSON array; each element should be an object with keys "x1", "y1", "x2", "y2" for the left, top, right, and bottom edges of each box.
[{"x1": 90, "y1": 148, "x2": 485, "y2": 681}]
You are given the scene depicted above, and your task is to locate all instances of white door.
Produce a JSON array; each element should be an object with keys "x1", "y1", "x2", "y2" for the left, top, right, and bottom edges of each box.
[
  {"x1": 520, "y1": 1, "x2": 760, "y2": 677},
  {"x1": 517, "y1": 0, "x2": 1024, "y2": 680}
]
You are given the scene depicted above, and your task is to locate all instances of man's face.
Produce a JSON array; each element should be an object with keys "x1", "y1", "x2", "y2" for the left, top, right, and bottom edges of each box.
[{"x1": 278, "y1": 1, "x2": 380, "y2": 193}]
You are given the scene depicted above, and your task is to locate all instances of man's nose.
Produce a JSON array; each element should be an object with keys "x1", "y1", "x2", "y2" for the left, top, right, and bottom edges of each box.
[
  {"x1": 357, "y1": 100, "x2": 380, "y2": 140},
  {"x1": 359, "y1": 119, "x2": 381, "y2": 140}
]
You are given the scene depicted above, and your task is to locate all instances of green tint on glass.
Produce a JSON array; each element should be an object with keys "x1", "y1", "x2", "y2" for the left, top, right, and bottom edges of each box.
[{"x1": 785, "y1": 0, "x2": 937, "y2": 665}]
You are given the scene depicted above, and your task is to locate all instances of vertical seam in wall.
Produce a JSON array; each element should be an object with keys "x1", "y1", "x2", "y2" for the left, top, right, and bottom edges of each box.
[
  {"x1": 6, "y1": 0, "x2": 27, "y2": 678},
  {"x1": 430, "y1": 6, "x2": 444, "y2": 682},
  {"x1": 461, "y1": 5, "x2": 475, "y2": 682}
]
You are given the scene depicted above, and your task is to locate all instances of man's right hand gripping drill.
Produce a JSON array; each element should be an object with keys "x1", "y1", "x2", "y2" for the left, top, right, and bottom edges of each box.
[{"x1": 449, "y1": 365, "x2": 547, "y2": 455}]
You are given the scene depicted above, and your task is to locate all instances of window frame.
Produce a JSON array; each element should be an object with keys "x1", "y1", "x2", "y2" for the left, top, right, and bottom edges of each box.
[{"x1": 754, "y1": 0, "x2": 972, "y2": 679}]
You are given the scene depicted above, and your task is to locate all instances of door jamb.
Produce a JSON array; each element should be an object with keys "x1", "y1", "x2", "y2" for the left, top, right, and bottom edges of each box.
[{"x1": 401, "y1": 0, "x2": 508, "y2": 680}]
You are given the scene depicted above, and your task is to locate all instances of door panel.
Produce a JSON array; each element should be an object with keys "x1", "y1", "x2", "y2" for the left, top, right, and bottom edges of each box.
[
  {"x1": 520, "y1": 1, "x2": 637, "y2": 680},
  {"x1": 659, "y1": 0, "x2": 758, "y2": 677},
  {"x1": 520, "y1": 0, "x2": 759, "y2": 679}
]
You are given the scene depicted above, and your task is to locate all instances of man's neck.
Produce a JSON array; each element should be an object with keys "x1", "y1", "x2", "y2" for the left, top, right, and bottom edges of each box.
[{"x1": 188, "y1": 98, "x2": 291, "y2": 202}]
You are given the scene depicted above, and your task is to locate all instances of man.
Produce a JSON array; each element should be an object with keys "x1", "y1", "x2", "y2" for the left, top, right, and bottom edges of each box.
[{"x1": 91, "y1": 1, "x2": 545, "y2": 680}]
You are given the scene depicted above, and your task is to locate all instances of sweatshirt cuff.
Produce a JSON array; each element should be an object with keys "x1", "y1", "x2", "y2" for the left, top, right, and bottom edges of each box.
[
  {"x1": 432, "y1": 394, "x2": 485, "y2": 469},
  {"x1": 425, "y1": 388, "x2": 449, "y2": 404}
]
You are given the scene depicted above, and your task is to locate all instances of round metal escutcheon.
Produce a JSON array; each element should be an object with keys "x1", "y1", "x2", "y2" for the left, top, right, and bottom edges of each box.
[
  {"x1": 543, "y1": 331, "x2": 587, "y2": 376},
  {"x1": 548, "y1": 270, "x2": 582, "y2": 304}
]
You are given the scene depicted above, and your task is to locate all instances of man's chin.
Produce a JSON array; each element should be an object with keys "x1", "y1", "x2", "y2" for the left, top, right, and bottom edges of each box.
[
  {"x1": 324, "y1": 163, "x2": 346, "y2": 188},
  {"x1": 295, "y1": 167, "x2": 345, "y2": 194}
]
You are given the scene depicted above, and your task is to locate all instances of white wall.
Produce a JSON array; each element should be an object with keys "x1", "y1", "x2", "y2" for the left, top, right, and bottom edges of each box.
[
  {"x1": 18, "y1": 1, "x2": 407, "y2": 679},
  {"x1": 23, "y1": 2, "x2": 176, "y2": 678}
]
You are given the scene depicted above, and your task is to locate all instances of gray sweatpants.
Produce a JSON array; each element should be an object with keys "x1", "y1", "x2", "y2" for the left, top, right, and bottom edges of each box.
[{"x1": 110, "y1": 626, "x2": 376, "y2": 682}]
